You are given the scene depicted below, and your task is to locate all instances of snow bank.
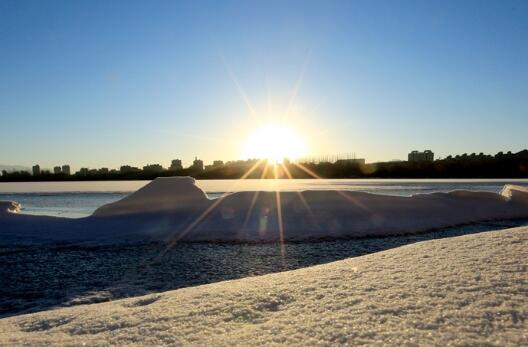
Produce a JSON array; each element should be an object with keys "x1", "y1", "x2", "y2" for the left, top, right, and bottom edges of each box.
[
  {"x1": 93, "y1": 176, "x2": 208, "y2": 216},
  {"x1": 0, "y1": 201, "x2": 21, "y2": 214},
  {"x1": 1, "y1": 226, "x2": 526, "y2": 345},
  {"x1": 1, "y1": 176, "x2": 528, "y2": 244},
  {"x1": 501, "y1": 184, "x2": 528, "y2": 199}
]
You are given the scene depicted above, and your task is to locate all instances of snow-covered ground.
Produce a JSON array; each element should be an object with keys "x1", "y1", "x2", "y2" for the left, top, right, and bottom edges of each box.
[
  {"x1": 1, "y1": 226, "x2": 526, "y2": 346},
  {"x1": 2, "y1": 177, "x2": 528, "y2": 244}
]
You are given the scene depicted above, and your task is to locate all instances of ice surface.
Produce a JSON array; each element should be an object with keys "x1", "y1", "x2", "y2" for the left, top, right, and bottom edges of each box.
[
  {"x1": 1, "y1": 176, "x2": 528, "y2": 244},
  {"x1": 1, "y1": 226, "x2": 526, "y2": 345}
]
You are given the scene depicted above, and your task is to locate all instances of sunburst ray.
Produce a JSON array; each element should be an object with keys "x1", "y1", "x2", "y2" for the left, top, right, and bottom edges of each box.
[
  {"x1": 293, "y1": 162, "x2": 370, "y2": 212},
  {"x1": 241, "y1": 162, "x2": 270, "y2": 238}
]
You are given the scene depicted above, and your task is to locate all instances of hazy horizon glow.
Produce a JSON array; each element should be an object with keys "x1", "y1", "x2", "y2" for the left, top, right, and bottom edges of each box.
[{"x1": 0, "y1": 0, "x2": 527, "y2": 171}]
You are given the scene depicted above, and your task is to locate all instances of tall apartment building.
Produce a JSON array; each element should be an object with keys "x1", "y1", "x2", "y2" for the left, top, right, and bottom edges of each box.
[
  {"x1": 169, "y1": 159, "x2": 183, "y2": 171},
  {"x1": 408, "y1": 150, "x2": 434, "y2": 162},
  {"x1": 32, "y1": 164, "x2": 41, "y2": 176},
  {"x1": 192, "y1": 157, "x2": 204, "y2": 171}
]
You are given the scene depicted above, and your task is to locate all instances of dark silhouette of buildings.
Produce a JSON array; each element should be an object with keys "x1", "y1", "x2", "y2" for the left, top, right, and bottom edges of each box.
[
  {"x1": 205, "y1": 160, "x2": 224, "y2": 170},
  {"x1": 143, "y1": 164, "x2": 164, "y2": 173},
  {"x1": 169, "y1": 159, "x2": 183, "y2": 171},
  {"x1": 335, "y1": 158, "x2": 366, "y2": 165},
  {"x1": 2, "y1": 149, "x2": 527, "y2": 182},
  {"x1": 191, "y1": 157, "x2": 204, "y2": 171},
  {"x1": 120, "y1": 165, "x2": 141, "y2": 174},
  {"x1": 408, "y1": 150, "x2": 434, "y2": 162},
  {"x1": 62, "y1": 165, "x2": 71, "y2": 175}
]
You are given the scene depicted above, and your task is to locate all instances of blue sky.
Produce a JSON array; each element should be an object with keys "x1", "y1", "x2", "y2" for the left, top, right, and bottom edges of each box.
[{"x1": 0, "y1": 0, "x2": 527, "y2": 170}]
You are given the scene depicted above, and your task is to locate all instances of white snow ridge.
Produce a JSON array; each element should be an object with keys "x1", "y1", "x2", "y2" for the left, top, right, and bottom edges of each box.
[
  {"x1": 0, "y1": 201, "x2": 20, "y2": 214},
  {"x1": 0, "y1": 226, "x2": 526, "y2": 345},
  {"x1": 1, "y1": 176, "x2": 528, "y2": 244}
]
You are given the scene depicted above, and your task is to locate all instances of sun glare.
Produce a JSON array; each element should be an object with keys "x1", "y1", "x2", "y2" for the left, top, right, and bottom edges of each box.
[{"x1": 242, "y1": 124, "x2": 307, "y2": 163}]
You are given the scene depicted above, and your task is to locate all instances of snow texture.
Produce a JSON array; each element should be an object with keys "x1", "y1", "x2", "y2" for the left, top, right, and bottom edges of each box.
[
  {"x1": 0, "y1": 226, "x2": 526, "y2": 346},
  {"x1": 1, "y1": 176, "x2": 528, "y2": 244}
]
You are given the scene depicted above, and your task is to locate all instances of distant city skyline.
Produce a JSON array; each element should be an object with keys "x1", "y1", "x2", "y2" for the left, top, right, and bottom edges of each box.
[
  {"x1": 1, "y1": 1, "x2": 527, "y2": 170},
  {"x1": 7, "y1": 148, "x2": 528, "y2": 175},
  {"x1": 0, "y1": 148, "x2": 525, "y2": 173},
  {"x1": 3, "y1": 149, "x2": 527, "y2": 181}
]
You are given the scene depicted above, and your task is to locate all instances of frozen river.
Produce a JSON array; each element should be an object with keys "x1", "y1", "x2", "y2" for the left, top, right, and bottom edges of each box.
[{"x1": 1, "y1": 178, "x2": 528, "y2": 218}]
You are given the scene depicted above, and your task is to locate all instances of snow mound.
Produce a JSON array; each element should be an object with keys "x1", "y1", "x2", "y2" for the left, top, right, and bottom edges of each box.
[
  {"x1": 1, "y1": 226, "x2": 526, "y2": 345},
  {"x1": 0, "y1": 201, "x2": 21, "y2": 214},
  {"x1": 501, "y1": 184, "x2": 528, "y2": 200},
  {"x1": 1, "y1": 177, "x2": 528, "y2": 244},
  {"x1": 93, "y1": 176, "x2": 208, "y2": 216}
]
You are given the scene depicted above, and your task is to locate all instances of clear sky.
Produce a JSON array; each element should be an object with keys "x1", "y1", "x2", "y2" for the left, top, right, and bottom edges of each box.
[{"x1": 0, "y1": 0, "x2": 527, "y2": 170}]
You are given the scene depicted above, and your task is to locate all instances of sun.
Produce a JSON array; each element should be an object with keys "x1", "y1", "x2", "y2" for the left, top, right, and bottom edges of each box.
[{"x1": 242, "y1": 124, "x2": 307, "y2": 163}]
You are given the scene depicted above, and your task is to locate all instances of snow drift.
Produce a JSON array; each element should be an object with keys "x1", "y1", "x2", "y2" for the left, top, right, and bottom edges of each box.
[
  {"x1": 1, "y1": 226, "x2": 526, "y2": 345},
  {"x1": 0, "y1": 201, "x2": 20, "y2": 214},
  {"x1": 1, "y1": 177, "x2": 528, "y2": 244}
]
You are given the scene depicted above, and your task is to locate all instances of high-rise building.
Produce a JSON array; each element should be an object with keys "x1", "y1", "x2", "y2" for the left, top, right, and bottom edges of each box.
[
  {"x1": 53, "y1": 166, "x2": 62, "y2": 174},
  {"x1": 32, "y1": 164, "x2": 41, "y2": 176},
  {"x1": 62, "y1": 165, "x2": 71, "y2": 175},
  {"x1": 408, "y1": 150, "x2": 434, "y2": 162},
  {"x1": 192, "y1": 157, "x2": 204, "y2": 171},
  {"x1": 169, "y1": 159, "x2": 183, "y2": 171}
]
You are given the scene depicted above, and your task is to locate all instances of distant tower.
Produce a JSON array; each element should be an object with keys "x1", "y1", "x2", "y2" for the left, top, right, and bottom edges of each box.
[
  {"x1": 53, "y1": 166, "x2": 62, "y2": 174},
  {"x1": 169, "y1": 159, "x2": 183, "y2": 171},
  {"x1": 32, "y1": 165, "x2": 41, "y2": 176},
  {"x1": 192, "y1": 157, "x2": 204, "y2": 171},
  {"x1": 62, "y1": 165, "x2": 71, "y2": 175}
]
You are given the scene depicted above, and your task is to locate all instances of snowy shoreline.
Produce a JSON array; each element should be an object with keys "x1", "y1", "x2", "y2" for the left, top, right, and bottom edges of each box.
[
  {"x1": 2, "y1": 177, "x2": 528, "y2": 245},
  {"x1": 1, "y1": 176, "x2": 527, "y2": 344},
  {"x1": 1, "y1": 226, "x2": 526, "y2": 345}
]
